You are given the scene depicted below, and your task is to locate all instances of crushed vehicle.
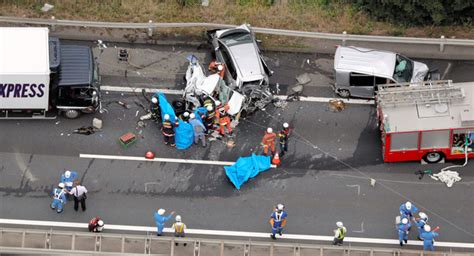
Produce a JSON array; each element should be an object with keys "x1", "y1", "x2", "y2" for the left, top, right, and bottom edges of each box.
[
  {"x1": 189, "y1": 24, "x2": 274, "y2": 116},
  {"x1": 333, "y1": 46, "x2": 439, "y2": 98}
]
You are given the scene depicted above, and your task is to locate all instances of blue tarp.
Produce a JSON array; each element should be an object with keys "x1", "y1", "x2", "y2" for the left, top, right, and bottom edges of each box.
[
  {"x1": 224, "y1": 154, "x2": 271, "y2": 190},
  {"x1": 157, "y1": 93, "x2": 193, "y2": 150}
]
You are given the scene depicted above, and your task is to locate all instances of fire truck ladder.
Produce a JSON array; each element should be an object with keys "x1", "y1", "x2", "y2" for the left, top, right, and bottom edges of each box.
[{"x1": 376, "y1": 80, "x2": 465, "y2": 106}]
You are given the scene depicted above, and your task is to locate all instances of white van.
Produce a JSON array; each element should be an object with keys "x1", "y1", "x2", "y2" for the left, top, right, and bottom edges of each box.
[{"x1": 333, "y1": 46, "x2": 436, "y2": 98}]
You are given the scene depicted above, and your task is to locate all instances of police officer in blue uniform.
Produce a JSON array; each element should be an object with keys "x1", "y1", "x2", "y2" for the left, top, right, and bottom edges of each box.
[
  {"x1": 269, "y1": 203, "x2": 287, "y2": 239},
  {"x1": 51, "y1": 183, "x2": 66, "y2": 213},
  {"x1": 60, "y1": 170, "x2": 78, "y2": 191}
]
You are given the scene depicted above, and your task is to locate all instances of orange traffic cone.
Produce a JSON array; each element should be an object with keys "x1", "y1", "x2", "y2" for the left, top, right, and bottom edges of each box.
[
  {"x1": 145, "y1": 151, "x2": 155, "y2": 159},
  {"x1": 272, "y1": 153, "x2": 281, "y2": 166}
]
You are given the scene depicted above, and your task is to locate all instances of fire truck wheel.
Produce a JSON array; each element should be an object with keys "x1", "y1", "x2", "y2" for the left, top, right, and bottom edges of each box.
[
  {"x1": 423, "y1": 152, "x2": 444, "y2": 164},
  {"x1": 63, "y1": 110, "x2": 81, "y2": 119}
]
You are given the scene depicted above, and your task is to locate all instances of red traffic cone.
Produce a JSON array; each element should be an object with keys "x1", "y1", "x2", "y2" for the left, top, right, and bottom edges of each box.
[
  {"x1": 272, "y1": 153, "x2": 281, "y2": 166},
  {"x1": 145, "y1": 151, "x2": 155, "y2": 159}
]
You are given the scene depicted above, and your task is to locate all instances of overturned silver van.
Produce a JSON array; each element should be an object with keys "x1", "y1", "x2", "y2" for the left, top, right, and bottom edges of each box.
[{"x1": 333, "y1": 46, "x2": 433, "y2": 98}]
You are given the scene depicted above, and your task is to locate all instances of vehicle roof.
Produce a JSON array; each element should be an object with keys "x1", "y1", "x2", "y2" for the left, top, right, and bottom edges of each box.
[
  {"x1": 380, "y1": 82, "x2": 474, "y2": 133},
  {"x1": 58, "y1": 45, "x2": 93, "y2": 86},
  {"x1": 0, "y1": 27, "x2": 50, "y2": 75},
  {"x1": 227, "y1": 43, "x2": 264, "y2": 81},
  {"x1": 216, "y1": 24, "x2": 251, "y2": 39},
  {"x1": 334, "y1": 46, "x2": 396, "y2": 79}
]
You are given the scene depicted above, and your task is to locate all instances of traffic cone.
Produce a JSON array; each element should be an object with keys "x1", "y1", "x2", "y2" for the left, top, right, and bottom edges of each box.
[
  {"x1": 272, "y1": 153, "x2": 281, "y2": 166},
  {"x1": 145, "y1": 151, "x2": 155, "y2": 159}
]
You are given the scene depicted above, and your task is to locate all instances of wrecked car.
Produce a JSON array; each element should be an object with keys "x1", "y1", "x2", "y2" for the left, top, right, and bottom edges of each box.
[{"x1": 333, "y1": 46, "x2": 439, "y2": 98}]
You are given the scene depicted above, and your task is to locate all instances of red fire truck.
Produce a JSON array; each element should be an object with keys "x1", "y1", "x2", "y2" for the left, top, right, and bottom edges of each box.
[{"x1": 376, "y1": 80, "x2": 474, "y2": 163}]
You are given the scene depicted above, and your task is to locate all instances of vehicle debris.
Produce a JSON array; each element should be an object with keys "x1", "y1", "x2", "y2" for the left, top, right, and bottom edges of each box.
[
  {"x1": 117, "y1": 101, "x2": 131, "y2": 109},
  {"x1": 328, "y1": 99, "x2": 346, "y2": 112},
  {"x1": 92, "y1": 118, "x2": 103, "y2": 129},
  {"x1": 296, "y1": 73, "x2": 312, "y2": 85},
  {"x1": 73, "y1": 126, "x2": 96, "y2": 135}
]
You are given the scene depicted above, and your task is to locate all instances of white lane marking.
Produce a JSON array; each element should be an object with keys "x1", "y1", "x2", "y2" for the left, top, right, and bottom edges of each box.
[
  {"x1": 352, "y1": 222, "x2": 365, "y2": 233},
  {"x1": 79, "y1": 153, "x2": 277, "y2": 168},
  {"x1": 0, "y1": 218, "x2": 473, "y2": 249},
  {"x1": 346, "y1": 184, "x2": 361, "y2": 196},
  {"x1": 14, "y1": 153, "x2": 38, "y2": 182},
  {"x1": 101, "y1": 85, "x2": 375, "y2": 105}
]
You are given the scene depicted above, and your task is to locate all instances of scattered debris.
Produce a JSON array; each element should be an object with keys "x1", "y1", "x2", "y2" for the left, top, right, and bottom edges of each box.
[
  {"x1": 226, "y1": 139, "x2": 236, "y2": 148},
  {"x1": 117, "y1": 101, "x2": 130, "y2": 109},
  {"x1": 135, "y1": 110, "x2": 139, "y2": 117},
  {"x1": 430, "y1": 170, "x2": 462, "y2": 187},
  {"x1": 201, "y1": 0, "x2": 209, "y2": 6},
  {"x1": 415, "y1": 169, "x2": 432, "y2": 180},
  {"x1": 60, "y1": 133, "x2": 64, "y2": 136},
  {"x1": 118, "y1": 49, "x2": 129, "y2": 61},
  {"x1": 55, "y1": 121, "x2": 60, "y2": 125},
  {"x1": 40, "y1": 3, "x2": 54, "y2": 12},
  {"x1": 137, "y1": 120, "x2": 146, "y2": 128},
  {"x1": 328, "y1": 99, "x2": 346, "y2": 112},
  {"x1": 296, "y1": 73, "x2": 311, "y2": 85},
  {"x1": 370, "y1": 178, "x2": 376, "y2": 187},
  {"x1": 273, "y1": 99, "x2": 288, "y2": 109},
  {"x1": 73, "y1": 126, "x2": 96, "y2": 135},
  {"x1": 92, "y1": 118, "x2": 103, "y2": 129}
]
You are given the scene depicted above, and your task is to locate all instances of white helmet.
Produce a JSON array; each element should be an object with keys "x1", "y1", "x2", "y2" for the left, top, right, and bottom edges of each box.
[
  {"x1": 189, "y1": 113, "x2": 196, "y2": 119},
  {"x1": 207, "y1": 106, "x2": 213, "y2": 111},
  {"x1": 64, "y1": 170, "x2": 71, "y2": 179},
  {"x1": 336, "y1": 221, "x2": 344, "y2": 228},
  {"x1": 164, "y1": 114, "x2": 170, "y2": 120},
  {"x1": 151, "y1": 97, "x2": 158, "y2": 104},
  {"x1": 276, "y1": 203, "x2": 284, "y2": 211},
  {"x1": 97, "y1": 220, "x2": 104, "y2": 227},
  {"x1": 175, "y1": 215, "x2": 182, "y2": 222},
  {"x1": 215, "y1": 100, "x2": 221, "y2": 106},
  {"x1": 58, "y1": 183, "x2": 65, "y2": 188},
  {"x1": 424, "y1": 225, "x2": 431, "y2": 232},
  {"x1": 283, "y1": 122, "x2": 289, "y2": 128},
  {"x1": 267, "y1": 128, "x2": 273, "y2": 133},
  {"x1": 217, "y1": 64, "x2": 223, "y2": 71},
  {"x1": 183, "y1": 112, "x2": 189, "y2": 117},
  {"x1": 405, "y1": 202, "x2": 412, "y2": 210},
  {"x1": 401, "y1": 218, "x2": 408, "y2": 224},
  {"x1": 419, "y1": 212, "x2": 428, "y2": 220},
  {"x1": 157, "y1": 208, "x2": 165, "y2": 215}
]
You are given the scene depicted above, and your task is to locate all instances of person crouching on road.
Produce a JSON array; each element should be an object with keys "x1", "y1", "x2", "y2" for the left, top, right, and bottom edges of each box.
[
  {"x1": 60, "y1": 170, "x2": 78, "y2": 191},
  {"x1": 261, "y1": 128, "x2": 276, "y2": 156},
  {"x1": 399, "y1": 201, "x2": 418, "y2": 222},
  {"x1": 88, "y1": 216, "x2": 104, "y2": 232},
  {"x1": 154, "y1": 208, "x2": 175, "y2": 236},
  {"x1": 69, "y1": 181, "x2": 88, "y2": 212},
  {"x1": 161, "y1": 114, "x2": 179, "y2": 147},
  {"x1": 269, "y1": 203, "x2": 287, "y2": 239},
  {"x1": 189, "y1": 113, "x2": 207, "y2": 147},
  {"x1": 398, "y1": 217, "x2": 410, "y2": 246},
  {"x1": 415, "y1": 212, "x2": 429, "y2": 240},
  {"x1": 172, "y1": 215, "x2": 187, "y2": 246},
  {"x1": 333, "y1": 221, "x2": 346, "y2": 246},
  {"x1": 51, "y1": 183, "x2": 66, "y2": 213}
]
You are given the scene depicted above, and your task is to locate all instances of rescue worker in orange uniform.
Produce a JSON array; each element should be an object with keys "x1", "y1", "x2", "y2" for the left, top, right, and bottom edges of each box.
[
  {"x1": 261, "y1": 127, "x2": 277, "y2": 156},
  {"x1": 215, "y1": 101, "x2": 232, "y2": 136},
  {"x1": 208, "y1": 60, "x2": 225, "y2": 78},
  {"x1": 161, "y1": 114, "x2": 179, "y2": 147}
]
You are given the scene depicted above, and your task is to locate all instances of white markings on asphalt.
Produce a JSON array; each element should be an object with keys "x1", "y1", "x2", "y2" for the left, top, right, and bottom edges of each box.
[
  {"x1": 352, "y1": 222, "x2": 365, "y2": 233},
  {"x1": 346, "y1": 184, "x2": 360, "y2": 196},
  {"x1": 79, "y1": 153, "x2": 277, "y2": 168},
  {"x1": 101, "y1": 85, "x2": 375, "y2": 105},
  {"x1": 14, "y1": 153, "x2": 38, "y2": 182},
  {"x1": 0, "y1": 218, "x2": 473, "y2": 249}
]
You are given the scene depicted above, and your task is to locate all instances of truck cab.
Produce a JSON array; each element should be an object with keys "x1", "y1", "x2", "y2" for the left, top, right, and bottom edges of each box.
[{"x1": 49, "y1": 38, "x2": 100, "y2": 119}]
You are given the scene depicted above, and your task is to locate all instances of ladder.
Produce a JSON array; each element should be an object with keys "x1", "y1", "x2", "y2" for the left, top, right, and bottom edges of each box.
[{"x1": 376, "y1": 80, "x2": 465, "y2": 106}]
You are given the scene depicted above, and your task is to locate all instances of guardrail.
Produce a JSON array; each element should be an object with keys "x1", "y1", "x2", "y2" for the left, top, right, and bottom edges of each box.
[
  {"x1": 1, "y1": 16, "x2": 474, "y2": 52},
  {"x1": 0, "y1": 227, "x2": 469, "y2": 256}
]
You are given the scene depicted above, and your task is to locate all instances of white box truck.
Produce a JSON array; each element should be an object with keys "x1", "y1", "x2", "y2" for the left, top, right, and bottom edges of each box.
[{"x1": 0, "y1": 27, "x2": 100, "y2": 118}]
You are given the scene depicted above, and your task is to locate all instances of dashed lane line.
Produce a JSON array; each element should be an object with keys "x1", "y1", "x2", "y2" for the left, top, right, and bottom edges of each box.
[
  {"x1": 0, "y1": 218, "x2": 473, "y2": 249},
  {"x1": 100, "y1": 85, "x2": 375, "y2": 105}
]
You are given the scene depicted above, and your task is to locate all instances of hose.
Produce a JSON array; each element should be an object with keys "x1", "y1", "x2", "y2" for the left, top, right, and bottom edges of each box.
[{"x1": 440, "y1": 134, "x2": 469, "y2": 172}]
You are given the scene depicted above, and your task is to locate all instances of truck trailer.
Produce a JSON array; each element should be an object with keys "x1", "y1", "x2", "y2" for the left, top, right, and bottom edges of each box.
[{"x1": 0, "y1": 27, "x2": 100, "y2": 119}]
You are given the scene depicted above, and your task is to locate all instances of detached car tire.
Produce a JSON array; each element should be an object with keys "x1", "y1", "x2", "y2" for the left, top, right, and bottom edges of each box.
[
  {"x1": 423, "y1": 152, "x2": 444, "y2": 164},
  {"x1": 63, "y1": 109, "x2": 81, "y2": 119}
]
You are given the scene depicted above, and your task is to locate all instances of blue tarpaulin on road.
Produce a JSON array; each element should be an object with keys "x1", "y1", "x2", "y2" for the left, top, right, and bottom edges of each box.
[
  {"x1": 157, "y1": 93, "x2": 193, "y2": 150},
  {"x1": 224, "y1": 154, "x2": 271, "y2": 190}
]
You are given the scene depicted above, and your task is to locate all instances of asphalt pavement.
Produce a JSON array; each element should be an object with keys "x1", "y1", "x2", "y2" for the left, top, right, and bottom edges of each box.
[{"x1": 1, "y1": 41, "x2": 474, "y2": 250}]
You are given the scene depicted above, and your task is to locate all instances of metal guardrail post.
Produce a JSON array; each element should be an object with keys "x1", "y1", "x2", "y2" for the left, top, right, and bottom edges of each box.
[
  {"x1": 194, "y1": 240, "x2": 200, "y2": 256},
  {"x1": 170, "y1": 239, "x2": 175, "y2": 256},
  {"x1": 50, "y1": 16, "x2": 55, "y2": 32},
  {"x1": 148, "y1": 20, "x2": 153, "y2": 37},
  {"x1": 121, "y1": 235, "x2": 125, "y2": 253},
  {"x1": 220, "y1": 241, "x2": 224, "y2": 256},
  {"x1": 244, "y1": 242, "x2": 250, "y2": 256},
  {"x1": 440, "y1": 35, "x2": 446, "y2": 52},
  {"x1": 21, "y1": 231, "x2": 25, "y2": 248},
  {"x1": 342, "y1": 31, "x2": 347, "y2": 46},
  {"x1": 71, "y1": 233, "x2": 76, "y2": 250}
]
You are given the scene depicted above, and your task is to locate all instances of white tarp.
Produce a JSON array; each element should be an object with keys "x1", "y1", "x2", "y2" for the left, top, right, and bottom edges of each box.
[
  {"x1": 198, "y1": 74, "x2": 220, "y2": 95},
  {"x1": 0, "y1": 27, "x2": 50, "y2": 109}
]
